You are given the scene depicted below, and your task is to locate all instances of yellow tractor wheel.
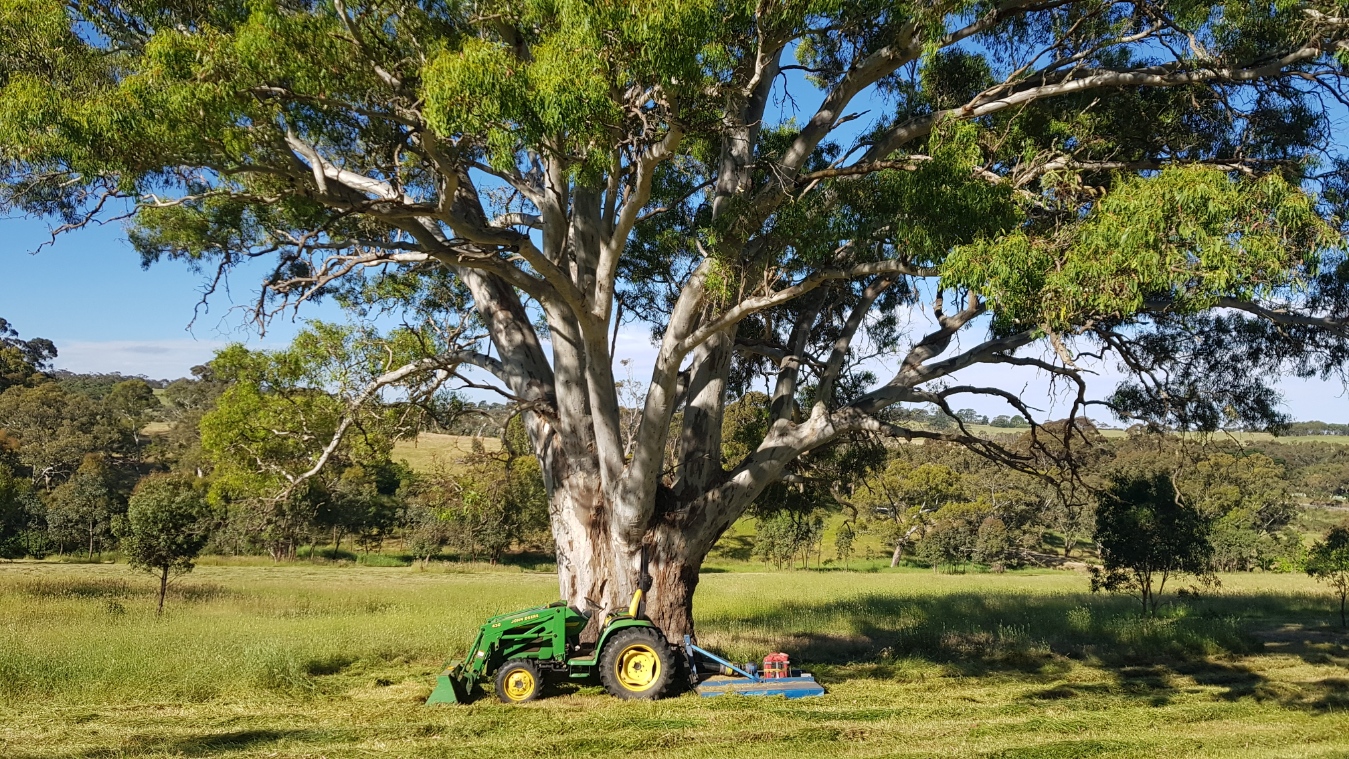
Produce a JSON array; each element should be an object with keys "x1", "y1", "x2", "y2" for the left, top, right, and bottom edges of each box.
[
  {"x1": 494, "y1": 660, "x2": 543, "y2": 704},
  {"x1": 599, "y1": 628, "x2": 677, "y2": 700}
]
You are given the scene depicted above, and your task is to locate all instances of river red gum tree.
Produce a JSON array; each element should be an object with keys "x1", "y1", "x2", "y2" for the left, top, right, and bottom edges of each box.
[{"x1": 6, "y1": 1, "x2": 1349, "y2": 639}]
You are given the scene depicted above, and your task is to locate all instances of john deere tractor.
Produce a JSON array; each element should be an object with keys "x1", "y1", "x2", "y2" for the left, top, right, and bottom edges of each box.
[{"x1": 426, "y1": 551, "x2": 678, "y2": 704}]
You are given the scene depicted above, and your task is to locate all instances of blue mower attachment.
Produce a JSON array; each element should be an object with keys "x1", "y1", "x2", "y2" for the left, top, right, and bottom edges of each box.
[{"x1": 683, "y1": 636, "x2": 825, "y2": 699}]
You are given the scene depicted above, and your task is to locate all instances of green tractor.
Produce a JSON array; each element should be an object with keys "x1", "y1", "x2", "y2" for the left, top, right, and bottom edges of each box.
[
  {"x1": 428, "y1": 550, "x2": 825, "y2": 704},
  {"x1": 427, "y1": 552, "x2": 679, "y2": 704}
]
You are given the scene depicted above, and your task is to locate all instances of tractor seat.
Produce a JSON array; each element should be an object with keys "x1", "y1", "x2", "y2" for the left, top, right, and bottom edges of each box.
[{"x1": 546, "y1": 600, "x2": 591, "y2": 618}]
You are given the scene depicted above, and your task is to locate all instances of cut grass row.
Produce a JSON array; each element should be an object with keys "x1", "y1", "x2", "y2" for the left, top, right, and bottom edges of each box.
[{"x1": 2, "y1": 564, "x2": 1349, "y2": 757}]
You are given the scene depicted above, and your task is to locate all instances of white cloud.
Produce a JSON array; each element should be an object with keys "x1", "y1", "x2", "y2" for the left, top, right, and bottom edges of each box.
[{"x1": 52, "y1": 339, "x2": 229, "y2": 380}]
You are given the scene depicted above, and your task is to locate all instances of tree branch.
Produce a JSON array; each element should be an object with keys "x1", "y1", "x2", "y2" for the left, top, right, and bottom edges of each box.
[
  {"x1": 864, "y1": 43, "x2": 1342, "y2": 161},
  {"x1": 676, "y1": 260, "x2": 932, "y2": 357},
  {"x1": 274, "y1": 350, "x2": 504, "y2": 499},
  {"x1": 1216, "y1": 296, "x2": 1349, "y2": 338}
]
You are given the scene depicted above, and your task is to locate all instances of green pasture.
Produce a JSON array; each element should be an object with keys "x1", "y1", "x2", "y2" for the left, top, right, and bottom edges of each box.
[{"x1": 3, "y1": 563, "x2": 1349, "y2": 758}]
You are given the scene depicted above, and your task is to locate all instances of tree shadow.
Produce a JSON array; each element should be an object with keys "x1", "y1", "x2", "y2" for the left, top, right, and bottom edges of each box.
[
  {"x1": 170, "y1": 729, "x2": 305, "y2": 755},
  {"x1": 66, "y1": 729, "x2": 327, "y2": 759},
  {"x1": 709, "y1": 534, "x2": 754, "y2": 562},
  {"x1": 1253, "y1": 623, "x2": 1349, "y2": 663},
  {"x1": 1026, "y1": 664, "x2": 1182, "y2": 707},
  {"x1": 705, "y1": 589, "x2": 1349, "y2": 711},
  {"x1": 497, "y1": 550, "x2": 559, "y2": 572}
]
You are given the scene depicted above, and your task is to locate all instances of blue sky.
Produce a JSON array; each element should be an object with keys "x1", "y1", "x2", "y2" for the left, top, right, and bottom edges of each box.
[{"x1": 0, "y1": 215, "x2": 335, "y2": 377}]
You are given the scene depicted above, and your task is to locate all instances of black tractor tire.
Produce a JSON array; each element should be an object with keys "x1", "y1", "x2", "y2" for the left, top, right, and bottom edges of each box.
[
  {"x1": 599, "y1": 628, "x2": 678, "y2": 700},
  {"x1": 494, "y1": 660, "x2": 544, "y2": 704}
]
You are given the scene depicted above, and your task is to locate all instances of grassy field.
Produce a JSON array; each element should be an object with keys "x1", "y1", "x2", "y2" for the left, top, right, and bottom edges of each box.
[
  {"x1": 3, "y1": 564, "x2": 1349, "y2": 758},
  {"x1": 390, "y1": 433, "x2": 502, "y2": 473}
]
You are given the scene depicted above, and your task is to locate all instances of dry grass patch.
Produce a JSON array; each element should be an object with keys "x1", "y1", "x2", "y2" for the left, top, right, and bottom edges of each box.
[{"x1": 391, "y1": 433, "x2": 501, "y2": 473}]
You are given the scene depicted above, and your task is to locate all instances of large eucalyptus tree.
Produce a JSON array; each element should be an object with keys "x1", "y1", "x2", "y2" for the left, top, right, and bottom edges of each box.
[{"x1": 6, "y1": 0, "x2": 1349, "y2": 637}]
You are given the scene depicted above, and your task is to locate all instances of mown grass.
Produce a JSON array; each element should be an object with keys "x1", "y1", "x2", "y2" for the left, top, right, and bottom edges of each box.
[{"x1": 2, "y1": 564, "x2": 1349, "y2": 758}]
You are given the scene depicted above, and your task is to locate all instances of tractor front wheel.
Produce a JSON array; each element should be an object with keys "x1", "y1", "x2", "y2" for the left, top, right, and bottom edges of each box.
[
  {"x1": 599, "y1": 628, "x2": 677, "y2": 700},
  {"x1": 494, "y1": 660, "x2": 543, "y2": 704}
]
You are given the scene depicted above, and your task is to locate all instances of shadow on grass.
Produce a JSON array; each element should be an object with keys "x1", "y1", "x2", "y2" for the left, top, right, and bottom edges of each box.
[
  {"x1": 429, "y1": 549, "x2": 557, "y2": 572},
  {"x1": 169, "y1": 729, "x2": 308, "y2": 756},
  {"x1": 7, "y1": 577, "x2": 234, "y2": 604},
  {"x1": 710, "y1": 534, "x2": 754, "y2": 562},
  {"x1": 56, "y1": 729, "x2": 331, "y2": 759},
  {"x1": 705, "y1": 589, "x2": 1349, "y2": 711}
]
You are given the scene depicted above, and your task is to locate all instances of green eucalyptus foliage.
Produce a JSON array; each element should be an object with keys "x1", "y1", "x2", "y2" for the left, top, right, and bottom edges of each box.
[
  {"x1": 0, "y1": 382, "x2": 138, "y2": 488},
  {"x1": 200, "y1": 323, "x2": 414, "y2": 503},
  {"x1": 116, "y1": 475, "x2": 213, "y2": 611},
  {"x1": 944, "y1": 167, "x2": 1338, "y2": 331},
  {"x1": 774, "y1": 120, "x2": 1020, "y2": 271},
  {"x1": 0, "y1": 462, "x2": 44, "y2": 560},
  {"x1": 0, "y1": 319, "x2": 55, "y2": 394},
  {"x1": 45, "y1": 454, "x2": 123, "y2": 558}
]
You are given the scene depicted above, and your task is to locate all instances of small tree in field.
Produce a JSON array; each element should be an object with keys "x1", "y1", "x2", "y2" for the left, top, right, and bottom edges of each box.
[
  {"x1": 834, "y1": 521, "x2": 856, "y2": 571},
  {"x1": 1306, "y1": 527, "x2": 1349, "y2": 628},
  {"x1": 404, "y1": 502, "x2": 452, "y2": 569},
  {"x1": 1090, "y1": 474, "x2": 1213, "y2": 616},
  {"x1": 117, "y1": 477, "x2": 212, "y2": 614}
]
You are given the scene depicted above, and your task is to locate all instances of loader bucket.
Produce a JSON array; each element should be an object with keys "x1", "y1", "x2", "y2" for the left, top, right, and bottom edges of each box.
[{"x1": 426, "y1": 666, "x2": 472, "y2": 705}]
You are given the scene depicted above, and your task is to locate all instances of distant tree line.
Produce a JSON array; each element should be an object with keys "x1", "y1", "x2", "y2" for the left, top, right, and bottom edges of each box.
[
  {"x1": 0, "y1": 319, "x2": 550, "y2": 565},
  {"x1": 1285, "y1": 421, "x2": 1349, "y2": 437},
  {"x1": 4, "y1": 316, "x2": 1349, "y2": 584},
  {"x1": 751, "y1": 414, "x2": 1347, "y2": 577}
]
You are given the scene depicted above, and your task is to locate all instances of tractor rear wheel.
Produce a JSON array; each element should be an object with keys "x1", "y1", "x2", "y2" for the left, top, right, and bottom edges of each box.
[
  {"x1": 494, "y1": 660, "x2": 543, "y2": 704},
  {"x1": 599, "y1": 628, "x2": 677, "y2": 700}
]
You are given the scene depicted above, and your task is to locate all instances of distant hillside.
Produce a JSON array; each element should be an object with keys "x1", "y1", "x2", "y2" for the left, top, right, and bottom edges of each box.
[{"x1": 51, "y1": 370, "x2": 171, "y2": 400}]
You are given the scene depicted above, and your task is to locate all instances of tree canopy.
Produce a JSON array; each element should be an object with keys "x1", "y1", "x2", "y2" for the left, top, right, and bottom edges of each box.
[
  {"x1": 7, "y1": 0, "x2": 1349, "y2": 635},
  {"x1": 1307, "y1": 525, "x2": 1349, "y2": 627},
  {"x1": 117, "y1": 476, "x2": 213, "y2": 613},
  {"x1": 1091, "y1": 472, "x2": 1215, "y2": 614},
  {"x1": 0, "y1": 318, "x2": 55, "y2": 393}
]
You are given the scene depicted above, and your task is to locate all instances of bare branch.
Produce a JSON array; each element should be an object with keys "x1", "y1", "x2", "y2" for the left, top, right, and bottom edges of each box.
[
  {"x1": 1216, "y1": 297, "x2": 1349, "y2": 338},
  {"x1": 817, "y1": 277, "x2": 893, "y2": 404},
  {"x1": 274, "y1": 350, "x2": 504, "y2": 499},
  {"x1": 676, "y1": 260, "x2": 933, "y2": 357}
]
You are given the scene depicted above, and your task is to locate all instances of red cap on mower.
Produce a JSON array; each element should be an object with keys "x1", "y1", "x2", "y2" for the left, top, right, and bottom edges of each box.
[{"x1": 762, "y1": 652, "x2": 790, "y2": 679}]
